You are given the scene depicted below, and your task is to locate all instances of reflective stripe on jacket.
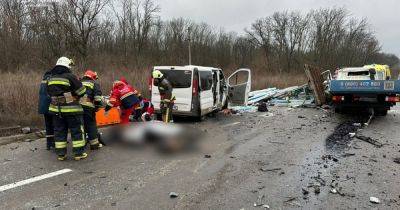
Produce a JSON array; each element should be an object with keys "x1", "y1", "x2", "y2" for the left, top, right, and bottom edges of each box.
[{"x1": 47, "y1": 65, "x2": 85, "y2": 115}]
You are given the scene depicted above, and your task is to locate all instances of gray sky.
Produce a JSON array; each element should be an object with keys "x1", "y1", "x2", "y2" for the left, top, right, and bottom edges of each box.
[{"x1": 158, "y1": 0, "x2": 400, "y2": 57}]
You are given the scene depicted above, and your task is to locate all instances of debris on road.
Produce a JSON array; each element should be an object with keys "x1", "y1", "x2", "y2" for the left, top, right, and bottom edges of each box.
[
  {"x1": 248, "y1": 88, "x2": 278, "y2": 104},
  {"x1": 326, "y1": 122, "x2": 359, "y2": 151},
  {"x1": 349, "y1": 133, "x2": 356, "y2": 138},
  {"x1": 342, "y1": 153, "x2": 356, "y2": 158},
  {"x1": 355, "y1": 135, "x2": 383, "y2": 148},
  {"x1": 21, "y1": 127, "x2": 31, "y2": 134},
  {"x1": 314, "y1": 185, "x2": 321, "y2": 194},
  {"x1": 262, "y1": 204, "x2": 270, "y2": 209},
  {"x1": 253, "y1": 195, "x2": 269, "y2": 208},
  {"x1": 257, "y1": 102, "x2": 268, "y2": 112},
  {"x1": 204, "y1": 154, "x2": 211, "y2": 158},
  {"x1": 302, "y1": 187, "x2": 310, "y2": 195},
  {"x1": 169, "y1": 192, "x2": 179, "y2": 198},
  {"x1": 393, "y1": 158, "x2": 400, "y2": 164},
  {"x1": 370, "y1": 196, "x2": 381, "y2": 204},
  {"x1": 227, "y1": 84, "x2": 315, "y2": 114},
  {"x1": 260, "y1": 167, "x2": 282, "y2": 172}
]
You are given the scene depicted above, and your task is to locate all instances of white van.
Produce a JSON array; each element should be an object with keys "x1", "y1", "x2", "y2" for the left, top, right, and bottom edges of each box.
[{"x1": 150, "y1": 65, "x2": 251, "y2": 119}]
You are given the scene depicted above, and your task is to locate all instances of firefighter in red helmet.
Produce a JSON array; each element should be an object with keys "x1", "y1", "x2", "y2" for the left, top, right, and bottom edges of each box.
[{"x1": 80, "y1": 70, "x2": 103, "y2": 150}]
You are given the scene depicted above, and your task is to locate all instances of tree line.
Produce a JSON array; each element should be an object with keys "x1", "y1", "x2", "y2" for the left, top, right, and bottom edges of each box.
[{"x1": 0, "y1": 0, "x2": 398, "y2": 74}]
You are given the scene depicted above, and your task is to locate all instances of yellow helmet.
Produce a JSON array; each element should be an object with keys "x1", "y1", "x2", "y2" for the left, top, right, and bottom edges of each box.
[{"x1": 152, "y1": 70, "x2": 163, "y2": 79}]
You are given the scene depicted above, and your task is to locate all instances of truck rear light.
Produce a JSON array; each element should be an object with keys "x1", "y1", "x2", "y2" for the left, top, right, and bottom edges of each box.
[
  {"x1": 332, "y1": 96, "x2": 344, "y2": 102},
  {"x1": 385, "y1": 96, "x2": 400, "y2": 102}
]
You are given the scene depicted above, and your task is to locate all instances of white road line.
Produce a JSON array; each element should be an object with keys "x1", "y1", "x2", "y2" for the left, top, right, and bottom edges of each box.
[{"x1": 0, "y1": 169, "x2": 72, "y2": 192}]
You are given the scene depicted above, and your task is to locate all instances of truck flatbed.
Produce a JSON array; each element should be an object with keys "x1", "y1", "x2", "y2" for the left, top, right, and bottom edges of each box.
[{"x1": 329, "y1": 80, "x2": 400, "y2": 94}]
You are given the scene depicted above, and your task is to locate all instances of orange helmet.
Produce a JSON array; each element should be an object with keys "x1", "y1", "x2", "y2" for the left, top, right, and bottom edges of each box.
[{"x1": 84, "y1": 70, "x2": 98, "y2": 80}]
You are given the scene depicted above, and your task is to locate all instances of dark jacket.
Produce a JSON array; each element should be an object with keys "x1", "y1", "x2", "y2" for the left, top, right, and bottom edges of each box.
[
  {"x1": 157, "y1": 77, "x2": 173, "y2": 100},
  {"x1": 81, "y1": 76, "x2": 103, "y2": 110},
  {"x1": 38, "y1": 70, "x2": 52, "y2": 114},
  {"x1": 47, "y1": 66, "x2": 86, "y2": 115}
]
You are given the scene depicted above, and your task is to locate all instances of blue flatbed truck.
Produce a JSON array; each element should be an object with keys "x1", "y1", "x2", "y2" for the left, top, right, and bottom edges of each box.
[{"x1": 328, "y1": 68, "x2": 400, "y2": 116}]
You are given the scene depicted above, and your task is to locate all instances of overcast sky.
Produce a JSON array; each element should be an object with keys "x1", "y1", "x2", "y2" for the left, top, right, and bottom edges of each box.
[{"x1": 157, "y1": 0, "x2": 400, "y2": 57}]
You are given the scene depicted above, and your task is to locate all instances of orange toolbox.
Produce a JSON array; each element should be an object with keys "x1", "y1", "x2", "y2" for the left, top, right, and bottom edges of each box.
[{"x1": 96, "y1": 107, "x2": 121, "y2": 127}]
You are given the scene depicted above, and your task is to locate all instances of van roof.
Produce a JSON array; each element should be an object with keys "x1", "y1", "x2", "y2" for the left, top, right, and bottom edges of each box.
[{"x1": 154, "y1": 65, "x2": 221, "y2": 71}]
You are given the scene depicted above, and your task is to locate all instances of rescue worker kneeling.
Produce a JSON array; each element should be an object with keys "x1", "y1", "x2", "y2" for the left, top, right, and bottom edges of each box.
[
  {"x1": 47, "y1": 57, "x2": 87, "y2": 161},
  {"x1": 152, "y1": 70, "x2": 175, "y2": 123},
  {"x1": 80, "y1": 70, "x2": 103, "y2": 150},
  {"x1": 105, "y1": 79, "x2": 140, "y2": 125},
  {"x1": 132, "y1": 98, "x2": 155, "y2": 122}
]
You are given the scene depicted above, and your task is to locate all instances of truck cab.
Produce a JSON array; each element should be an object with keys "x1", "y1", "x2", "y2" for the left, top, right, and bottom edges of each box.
[{"x1": 329, "y1": 65, "x2": 399, "y2": 116}]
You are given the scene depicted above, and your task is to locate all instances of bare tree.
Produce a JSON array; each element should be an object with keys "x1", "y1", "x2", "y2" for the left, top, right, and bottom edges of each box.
[
  {"x1": 246, "y1": 17, "x2": 274, "y2": 69},
  {"x1": 53, "y1": 0, "x2": 110, "y2": 63}
]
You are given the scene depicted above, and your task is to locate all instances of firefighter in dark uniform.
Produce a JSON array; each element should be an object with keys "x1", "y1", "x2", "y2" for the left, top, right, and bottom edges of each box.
[
  {"x1": 152, "y1": 70, "x2": 175, "y2": 123},
  {"x1": 38, "y1": 69, "x2": 55, "y2": 150},
  {"x1": 47, "y1": 57, "x2": 87, "y2": 161},
  {"x1": 80, "y1": 70, "x2": 103, "y2": 150}
]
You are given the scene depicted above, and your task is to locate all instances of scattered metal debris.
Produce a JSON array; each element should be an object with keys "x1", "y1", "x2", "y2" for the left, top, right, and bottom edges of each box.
[
  {"x1": 355, "y1": 135, "x2": 383, "y2": 148},
  {"x1": 370, "y1": 196, "x2": 381, "y2": 204},
  {"x1": 21, "y1": 127, "x2": 31, "y2": 134},
  {"x1": 253, "y1": 195, "x2": 268, "y2": 208},
  {"x1": 302, "y1": 187, "x2": 309, "y2": 195},
  {"x1": 169, "y1": 192, "x2": 179, "y2": 198},
  {"x1": 260, "y1": 167, "x2": 282, "y2": 172}
]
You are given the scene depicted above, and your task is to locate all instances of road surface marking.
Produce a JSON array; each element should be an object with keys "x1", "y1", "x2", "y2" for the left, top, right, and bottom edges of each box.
[{"x1": 0, "y1": 169, "x2": 72, "y2": 192}]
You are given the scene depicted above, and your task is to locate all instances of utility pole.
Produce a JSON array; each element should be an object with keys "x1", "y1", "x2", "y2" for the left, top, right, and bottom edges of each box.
[{"x1": 187, "y1": 26, "x2": 192, "y2": 65}]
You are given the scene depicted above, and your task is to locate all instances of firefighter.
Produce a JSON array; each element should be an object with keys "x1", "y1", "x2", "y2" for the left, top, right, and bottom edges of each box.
[
  {"x1": 38, "y1": 69, "x2": 54, "y2": 150},
  {"x1": 105, "y1": 78, "x2": 140, "y2": 124},
  {"x1": 80, "y1": 70, "x2": 103, "y2": 150},
  {"x1": 47, "y1": 57, "x2": 87, "y2": 161},
  {"x1": 132, "y1": 98, "x2": 155, "y2": 122},
  {"x1": 152, "y1": 70, "x2": 175, "y2": 123}
]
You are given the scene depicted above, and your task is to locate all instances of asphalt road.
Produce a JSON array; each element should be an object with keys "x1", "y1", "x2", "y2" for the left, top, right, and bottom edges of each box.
[{"x1": 0, "y1": 107, "x2": 399, "y2": 209}]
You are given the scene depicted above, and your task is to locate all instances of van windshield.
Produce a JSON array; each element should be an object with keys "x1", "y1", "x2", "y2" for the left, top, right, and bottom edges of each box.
[{"x1": 155, "y1": 70, "x2": 192, "y2": 88}]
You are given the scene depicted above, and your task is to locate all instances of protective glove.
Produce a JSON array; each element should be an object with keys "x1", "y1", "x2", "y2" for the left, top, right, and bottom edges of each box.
[{"x1": 104, "y1": 104, "x2": 112, "y2": 112}]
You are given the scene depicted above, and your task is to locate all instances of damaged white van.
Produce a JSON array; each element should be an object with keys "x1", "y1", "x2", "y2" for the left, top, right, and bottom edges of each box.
[{"x1": 150, "y1": 65, "x2": 251, "y2": 119}]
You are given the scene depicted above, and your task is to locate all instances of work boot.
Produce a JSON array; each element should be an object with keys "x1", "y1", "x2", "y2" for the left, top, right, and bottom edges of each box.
[
  {"x1": 90, "y1": 143, "x2": 103, "y2": 150},
  {"x1": 74, "y1": 152, "x2": 88, "y2": 161},
  {"x1": 46, "y1": 140, "x2": 55, "y2": 151},
  {"x1": 57, "y1": 155, "x2": 67, "y2": 161}
]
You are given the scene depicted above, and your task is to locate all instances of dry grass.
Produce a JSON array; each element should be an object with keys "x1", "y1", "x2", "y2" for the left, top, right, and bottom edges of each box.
[{"x1": 0, "y1": 68, "x2": 307, "y2": 127}]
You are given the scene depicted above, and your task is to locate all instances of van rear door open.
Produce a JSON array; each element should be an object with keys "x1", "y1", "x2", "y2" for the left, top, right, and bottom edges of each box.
[{"x1": 152, "y1": 68, "x2": 193, "y2": 113}]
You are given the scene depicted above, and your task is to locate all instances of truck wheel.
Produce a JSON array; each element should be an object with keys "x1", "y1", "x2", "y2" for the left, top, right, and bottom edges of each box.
[
  {"x1": 334, "y1": 107, "x2": 342, "y2": 114},
  {"x1": 374, "y1": 109, "x2": 388, "y2": 116}
]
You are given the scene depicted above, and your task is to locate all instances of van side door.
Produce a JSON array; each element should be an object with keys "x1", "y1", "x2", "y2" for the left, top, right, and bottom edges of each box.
[{"x1": 227, "y1": 69, "x2": 251, "y2": 106}]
